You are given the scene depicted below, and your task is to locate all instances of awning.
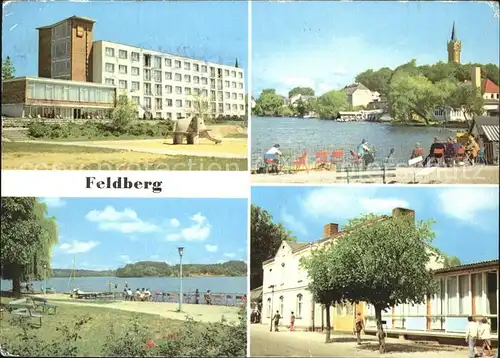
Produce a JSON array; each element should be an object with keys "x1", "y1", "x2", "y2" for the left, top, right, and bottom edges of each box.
[{"x1": 481, "y1": 125, "x2": 499, "y2": 142}]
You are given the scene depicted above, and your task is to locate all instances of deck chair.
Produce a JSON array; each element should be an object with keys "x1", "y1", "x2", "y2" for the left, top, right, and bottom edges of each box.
[
  {"x1": 314, "y1": 151, "x2": 330, "y2": 170},
  {"x1": 292, "y1": 153, "x2": 309, "y2": 173}
]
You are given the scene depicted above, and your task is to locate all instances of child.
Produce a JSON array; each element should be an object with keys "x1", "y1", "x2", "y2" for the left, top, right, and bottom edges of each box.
[
  {"x1": 479, "y1": 317, "x2": 492, "y2": 357},
  {"x1": 290, "y1": 311, "x2": 295, "y2": 332},
  {"x1": 466, "y1": 316, "x2": 479, "y2": 358}
]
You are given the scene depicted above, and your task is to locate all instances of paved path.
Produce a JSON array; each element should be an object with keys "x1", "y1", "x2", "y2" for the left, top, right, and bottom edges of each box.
[
  {"x1": 252, "y1": 166, "x2": 499, "y2": 184},
  {"x1": 250, "y1": 324, "x2": 469, "y2": 358},
  {"x1": 17, "y1": 139, "x2": 247, "y2": 159}
]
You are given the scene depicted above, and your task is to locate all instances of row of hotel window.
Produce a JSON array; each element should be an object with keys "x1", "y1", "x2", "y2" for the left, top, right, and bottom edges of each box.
[
  {"x1": 27, "y1": 83, "x2": 115, "y2": 104},
  {"x1": 104, "y1": 47, "x2": 243, "y2": 78},
  {"x1": 103, "y1": 64, "x2": 244, "y2": 89},
  {"x1": 110, "y1": 80, "x2": 244, "y2": 100},
  {"x1": 127, "y1": 96, "x2": 245, "y2": 112}
]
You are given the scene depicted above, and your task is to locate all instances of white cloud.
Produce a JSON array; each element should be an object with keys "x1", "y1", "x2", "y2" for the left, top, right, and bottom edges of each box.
[
  {"x1": 224, "y1": 253, "x2": 236, "y2": 258},
  {"x1": 85, "y1": 206, "x2": 160, "y2": 234},
  {"x1": 301, "y1": 187, "x2": 410, "y2": 219},
  {"x1": 40, "y1": 197, "x2": 66, "y2": 208},
  {"x1": 165, "y1": 213, "x2": 211, "y2": 242},
  {"x1": 438, "y1": 188, "x2": 499, "y2": 224},
  {"x1": 119, "y1": 255, "x2": 132, "y2": 263},
  {"x1": 60, "y1": 240, "x2": 99, "y2": 254},
  {"x1": 253, "y1": 35, "x2": 437, "y2": 96},
  {"x1": 169, "y1": 218, "x2": 180, "y2": 228},
  {"x1": 281, "y1": 210, "x2": 308, "y2": 235},
  {"x1": 205, "y1": 244, "x2": 218, "y2": 253}
]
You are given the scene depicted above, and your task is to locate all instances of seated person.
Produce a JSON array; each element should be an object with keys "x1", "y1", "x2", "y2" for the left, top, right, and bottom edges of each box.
[
  {"x1": 264, "y1": 144, "x2": 282, "y2": 172},
  {"x1": 444, "y1": 137, "x2": 456, "y2": 166},
  {"x1": 356, "y1": 139, "x2": 374, "y2": 169},
  {"x1": 144, "y1": 288, "x2": 151, "y2": 301},
  {"x1": 410, "y1": 142, "x2": 424, "y2": 160},
  {"x1": 422, "y1": 137, "x2": 445, "y2": 166}
]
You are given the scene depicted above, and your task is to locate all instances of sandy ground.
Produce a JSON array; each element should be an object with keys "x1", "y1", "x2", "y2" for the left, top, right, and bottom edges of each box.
[
  {"x1": 33, "y1": 293, "x2": 240, "y2": 324},
  {"x1": 250, "y1": 324, "x2": 474, "y2": 357},
  {"x1": 15, "y1": 138, "x2": 247, "y2": 159},
  {"x1": 252, "y1": 166, "x2": 499, "y2": 184}
]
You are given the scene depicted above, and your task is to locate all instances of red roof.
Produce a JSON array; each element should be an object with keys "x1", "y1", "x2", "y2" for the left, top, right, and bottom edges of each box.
[{"x1": 482, "y1": 78, "x2": 500, "y2": 94}]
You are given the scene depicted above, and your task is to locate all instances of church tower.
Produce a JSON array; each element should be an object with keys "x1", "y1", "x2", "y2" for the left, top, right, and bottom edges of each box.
[{"x1": 447, "y1": 21, "x2": 461, "y2": 64}]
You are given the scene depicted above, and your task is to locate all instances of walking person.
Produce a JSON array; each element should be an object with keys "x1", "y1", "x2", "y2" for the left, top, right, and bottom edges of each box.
[
  {"x1": 354, "y1": 312, "x2": 365, "y2": 345},
  {"x1": 290, "y1": 311, "x2": 295, "y2": 332},
  {"x1": 272, "y1": 310, "x2": 281, "y2": 332},
  {"x1": 466, "y1": 316, "x2": 479, "y2": 358},
  {"x1": 479, "y1": 317, "x2": 492, "y2": 357}
]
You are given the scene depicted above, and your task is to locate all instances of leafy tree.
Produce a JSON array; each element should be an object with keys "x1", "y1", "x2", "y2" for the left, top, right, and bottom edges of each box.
[
  {"x1": 2, "y1": 56, "x2": 15, "y2": 80},
  {"x1": 277, "y1": 105, "x2": 294, "y2": 117},
  {"x1": 288, "y1": 87, "x2": 315, "y2": 98},
  {"x1": 111, "y1": 94, "x2": 138, "y2": 133},
  {"x1": 253, "y1": 89, "x2": 284, "y2": 117},
  {"x1": 446, "y1": 83, "x2": 484, "y2": 121},
  {"x1": 188, "y1": 92, "x2": 211, "y2": 122},
  {"x1": 355, "y1": 67, "x2": 393, "y2": 94},
  {"x1": 301, "y1": 212, "x2": 437, "y2": 353},
  {"x1": 443, "y1": 255, "x2": 461, "y2": 268},
  {"x1": 250, "y1": 204, "x2": 295, "y2": 289},
  {"x1": 315, "y1": 90, "x2": 347, "y2": 120},
  {"x1": 1, "y1": 198, "x2": 59, "y2": 296}
]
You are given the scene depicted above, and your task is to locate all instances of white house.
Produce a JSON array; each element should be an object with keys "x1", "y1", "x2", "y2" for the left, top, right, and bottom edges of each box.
[{"x1": 342, "y1": 83, "x2": 374, "y2": 108}]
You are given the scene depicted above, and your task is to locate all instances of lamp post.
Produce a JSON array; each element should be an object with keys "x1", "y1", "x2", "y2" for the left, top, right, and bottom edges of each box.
[
  {"x1": 269, "y1": 284, "x2": 275, "y2": 332},
  {"x1": 178, "y1": 247, "x2": 184, "y2": 312},
  {"x1": 43, "y1": 264, "x2": 47, "y2": 295}
]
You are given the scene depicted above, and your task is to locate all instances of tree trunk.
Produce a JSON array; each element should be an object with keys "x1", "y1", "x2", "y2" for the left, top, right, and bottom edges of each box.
[
  {"x1": 325, "y1": 303, "x2": 331, "y2": 343},
  {"x1": 12, "y1": 276, "x2": 21, "y2": 298},
  {"x1": 375, "y1": 306, "x2": 386, "y2": 353}
]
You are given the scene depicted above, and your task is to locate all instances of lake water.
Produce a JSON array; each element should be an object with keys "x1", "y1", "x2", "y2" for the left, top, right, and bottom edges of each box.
[
  {"x1": 251, "y1": 116, "x2": 460, "y2": 166},
  {"x1": 1, "y1": 276, "x2": 246, "y2": 295}
]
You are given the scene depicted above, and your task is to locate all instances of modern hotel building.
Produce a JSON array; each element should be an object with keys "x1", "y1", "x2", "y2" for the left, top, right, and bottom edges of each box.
[{"x1": 2, "y1": 16, "x2": 245, "y2": 120}]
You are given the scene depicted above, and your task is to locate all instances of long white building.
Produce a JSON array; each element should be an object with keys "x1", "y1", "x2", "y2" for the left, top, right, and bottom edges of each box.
[{"x1": 92, "y1": 40, "x2": 246, "y2": 119}]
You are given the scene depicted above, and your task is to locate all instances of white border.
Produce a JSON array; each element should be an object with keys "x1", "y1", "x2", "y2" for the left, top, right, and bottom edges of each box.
[{"x1": 1, "y1": 170, "x2": 249, "y2": 198}]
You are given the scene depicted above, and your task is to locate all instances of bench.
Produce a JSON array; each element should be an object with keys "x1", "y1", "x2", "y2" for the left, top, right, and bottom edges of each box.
[
  {"x1": 335, "y1": 165, "x2": 397, "y2": 184},
  {"x1": 11, "y1": 306, "x2": 43, "y2": 327},
  {"x1": 30, "y1": 297, "x2": 58, "y2": 315}
]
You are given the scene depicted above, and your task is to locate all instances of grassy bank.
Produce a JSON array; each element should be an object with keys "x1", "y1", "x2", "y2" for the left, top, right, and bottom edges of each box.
[
  {"x1": 1, "y1": 142, "x2": 248, "y2": 171},
  {"x1": 0, "y1": 297, "x2": 246, "y2": 357}
]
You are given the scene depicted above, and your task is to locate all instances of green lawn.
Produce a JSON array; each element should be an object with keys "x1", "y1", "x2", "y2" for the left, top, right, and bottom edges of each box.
[
  {"x1": 0, "y1": 298, "x2": 185, "y2": 357},
  {"x1": 1, "y1": 142, "x2": 248, "y2": 171}
]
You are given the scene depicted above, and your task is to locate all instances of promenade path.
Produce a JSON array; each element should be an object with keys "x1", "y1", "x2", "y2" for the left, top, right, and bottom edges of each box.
[{"x1": 250, "y1": 324, "x2": 469, "y2": 358}]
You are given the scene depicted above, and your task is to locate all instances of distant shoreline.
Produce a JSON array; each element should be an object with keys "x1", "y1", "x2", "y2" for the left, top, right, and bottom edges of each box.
[{"x1": 47, "y1": 275, "x2": 247, "y2": 279}]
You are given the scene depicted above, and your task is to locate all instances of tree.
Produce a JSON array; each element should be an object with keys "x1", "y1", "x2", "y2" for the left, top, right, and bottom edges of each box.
[
  {"x1": 111, "y1": 94, "x2": 138, "y2": 132},
  {"x1": 443, "y1": 255, "x2": 461, "y2": 268},
  {"x1": 355, "y1": 67, "x2": 393, "y2": 95},
  {"x1": 250, "y1": 205, "x2": 296, "y2": 289},
  {"x1": 188, "y1": 92, "x2": 211, "y2": 121},
  {"x1": 447, "y1": 83, "x2": 485, "y2": 120},
  {"x1": 315, "y1": 90, "x2": 347, "y2": 120},
  {"x1": 254, "y1": 89, "x2": 284, "y2": 117},
  {"x1": 235, "y1": 58, "x2": 239, "y2": 68},
  {"x1": 2, "y1": 56, "x2": 15, "y2": 80},
  {"x1": 288, "y1": 87, "x2": 315, "y2": 98},
  {"x1": 1, "y1": 198, "x2": 59, "y2": 296},
  {"x1": 301, "y1": 212, "x2": 437, "y2": 353}
]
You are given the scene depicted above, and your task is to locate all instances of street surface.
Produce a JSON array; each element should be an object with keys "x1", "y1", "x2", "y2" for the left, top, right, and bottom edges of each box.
[{"x1": 250, "y1": 323, "x2": 471, "y2": 357}]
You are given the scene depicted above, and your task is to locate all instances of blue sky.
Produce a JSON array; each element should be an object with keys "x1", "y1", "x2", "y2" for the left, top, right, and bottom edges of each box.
[
  {"x1": 251, "y1": 186, "x2": 499, "y2": 264},
  {"x1": 2, "y1": 0, "x2": 247, "y2": 78},
  {"x1": 252, "y1": 1, "x2": 500, "y2": 96},
  {"x1": 40, "y1": 198, "x2": 248, "y2": 270}
]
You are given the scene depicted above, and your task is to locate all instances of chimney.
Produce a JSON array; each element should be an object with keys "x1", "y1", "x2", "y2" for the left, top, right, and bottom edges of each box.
[
  {"x1": 392, "y1": 207, "x2": 415, "y2": 222},
  {"x1": 471, "y1": 66, "x2": 482, "y2": 90},
  {"x1": 323, "y1": 223, "x2": 339, "y2": 238}
]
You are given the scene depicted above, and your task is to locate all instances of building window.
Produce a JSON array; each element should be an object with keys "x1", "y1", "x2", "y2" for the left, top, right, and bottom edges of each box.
[
  {"x1": 166, "y1": 112, "x2": 172, "y2": 119},
  {"x1": 118, "y1": 50, "x2": 127, "y2": 59},
  {"x1": 232, "y1": 81, "x2": 237, "y2": 88},
  {"x1": 105, "y1": 47, "x2": 114, "y2": 57},
  {"x1": 132, "y1": 96, "x2": 140, "y2": 105},
  {"x1": 144, "y1": 83, "x2": 152, "y2": 96},
  {"x1": 238, "y1": 72, "x2": 243, "y2": 79},
  {"x1": 193, "y1": 88, "x2": 200, "y2": 95},
  {"x1": 131, "y1": 52, "x2": 140, "y2": 61},
  {"x1": 154, "y1": 70, "x2": 162, "y2": 82},
  {"x1": 131, "y1": 67, "x2": 139, "y2": 76},
  {"x1": 210, "y1": 79, "x2": 216, "y2": 89},
  {"x1": 225, "y1": 103, "x2": 230, "y2": 110},
  {"x1": 184, "y1": 62, "x2": 191, "y2": 70},
  {"x1": 447, "y1": 276, "x2": 458, "y2": 315},
  {"x1": 105, "y1": 63, "x2": 115, "y2": 73},
  {"x1": 218, "y1": 103, "x2": 223, "y2": 112},
  {"x1": 175, "y1": 99, "x2": 182, "y2": 107},
  {"x1": 165, "y1": 72, "x2": 172, "y2": 80},
  {"x1": 185, "y1": 87, "x2": 191, "y2": 95},
  {"x1": 105, "y1": 78, "x2": 115, "y2": 85},
  {"x1": 296, "y1": 294, "x2": 303, "y2": 318},
  {"x1": 131, "y1": 81, "x2": 140, "y2": 91},
  {"x1": 232, "y1": 104, "x2": 237, "y2": 111},
  {"x1": 225, "y1": 92, "x2": 230, "y2": 99},
  {"x1": 144, "y1": 97, "x2": 151, "y2": 109},
  {"x1": 231, "y1": 70, "x2": 236, "y2": 77},
  {"x1": 193, "y1": 63, "x2": 199, "y2": 72},
  {"x1": 155, "y1": 84, "x2": 162, "y2": 96},
  {"x1": 153, "y1": 56, "x2": 162, "y2": 69},
  {"x1": 119, "y1": 65, "x2": 127, "y2": 74},
  {"x1": 459, "y1": 274, "x2": 471, "y2": 315},
  {"x1": 176, "y1": 112, "x2": 182, "y2": 119},
  {"x1": 184, "y1": 75, "x2": 191, "y2": 83},
  {"x1": 267, "y1": 298, "x2": 272, "y2": 318},
  {"x1": 185, "y1": 100, "x2": 192, "y2": 108},
  {"x1": 210, "y1": 67, "x2": 215, "y2": 77},
  {"x1": 175, "y1": 73, "x2": 182, "y2": 81},
  {"x1": 144, "y1": 69, "x2": 151, "y2": 81},
  {"x1": 238, "y1": 93, "x2": 244, "y2": 100},
  {"x1": 240, "y1": 104, "x2": 244, "y2": 111},
  {"x1": 165, "y1": 58, "x2": 172, "y2": 67},
  {"x1": 175, "y1": 86, "x2": 182, "y2": 94},
  {"x1": 201, "y1": 65, "x2": 207, "y2": 73},
  {"x1": 155, "y1": 112, "x2": 162, "y2": 119},
  {"x1": 174, "y1": 60, "x2": 181, "y2": 69},
  {"x1": 201, "y1": 89, "x2": 208, "y2": 97},
  {"x1": 119, "y1": 80, "x2": 127, "y2": 89},
  {"x1": 193, "y1": 76, "x2": 200, "y2": 84},
  {"x1": 155, "y1": 98, "x2": 163, "y2": 110},
  {"x1": 165, "y1": 99, "x2": 172, "y2": 107},
  {"x1": 224, "y1": 69, "x2": 229, "y2": 76},
  {"x1": 279, "y1": 296, "x2": 284, "y2": 316},
  {"x1": 232, "y1": 93, "x2": 237, "y2": 100},
  {"x1": 165, "y1": 85, "x2": 172, "y2": 94},
  {"x1": 201, "y1": 78, "x2": 208, "y2": 85},
  {"x1": 239, "y1": 83, "x2": 244, "y2": 89},
  {"x1": 224, "y1": 81, "x2": 230, "y2": 88},
  {"x1": 217, "y1": 91, "x2": 223, "y2": 101}
]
